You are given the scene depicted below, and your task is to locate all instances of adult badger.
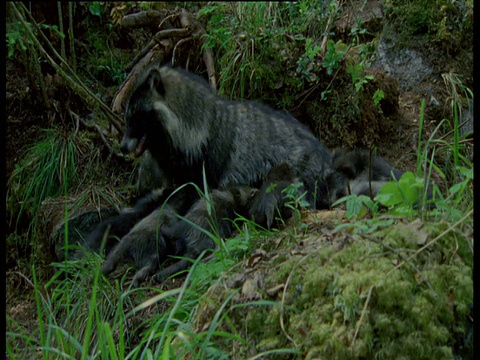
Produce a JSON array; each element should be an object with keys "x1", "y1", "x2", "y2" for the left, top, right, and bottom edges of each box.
[
  {"x1": 83, "y1": 65, "x2": 346, "y2": 262},
  {"x1": 122, "y1": 64, "x2": 345, "y2": 203}
]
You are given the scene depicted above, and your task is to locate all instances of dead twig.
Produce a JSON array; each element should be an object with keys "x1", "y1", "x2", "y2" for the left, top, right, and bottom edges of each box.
[
  {"x1": 320, "y1": 1, "x2": 343, "y2": 53},
  {"x1": 387, "y1": 209, "x2": 473, "y2": 276},
  {"x1": 158, "y1": 12, "x2": 179, "y2": 30},
  {"x1": 280, "y1": 254, "x2": 310, "y2": 348},
  {"x1": 120, "y1": 9, "x2": 165, "y2": 29},
  {"x1": 113, "y1": 41, "x2": 173, "y2": 114},
  {"x1": 172, "y1": 37, "x2": 193, "y2": 66},
  {"x1": 352, "y1": 285, "x2": 375, "y2": 346},
  {"x1": 70, "y1": 111, "x2": 122, "y2": 158},
  {"x1": 178, "y1": 8, "x2": 217, "y2": 91},
  {"x1": 202, "y1": 43, "x2": 217, "y2": 91}
]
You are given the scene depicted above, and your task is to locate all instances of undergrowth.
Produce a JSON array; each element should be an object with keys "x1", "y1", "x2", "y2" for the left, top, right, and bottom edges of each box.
[
  {"x1": 385, "y1": 0, "x2": 473, "y2": 52},
  {"x1": 199, "y1": 1, "x2": 347, "y2": 106},
  {"x1": 198, "y1": 1, "x2": 396, "y2": 149}
]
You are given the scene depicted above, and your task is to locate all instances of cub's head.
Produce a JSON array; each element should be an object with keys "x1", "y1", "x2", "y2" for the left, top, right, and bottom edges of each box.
[{"x1": 120, "y1": 68, "x2": 168, "y2": 157}]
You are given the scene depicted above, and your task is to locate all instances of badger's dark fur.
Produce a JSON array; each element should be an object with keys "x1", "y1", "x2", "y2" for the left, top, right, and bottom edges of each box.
[
  {"x1": 120, "y1": 65, "x2": 345, "y2": 208},
  {"x1": 249, "y1": 163, "x2": 304, "y2": 229},
  {"x1": 82, "y1": 186, "x2": 194, "y2": 257},
  {"x1": 152, "y1": 185, "x2": 257, "y2": 284},
  {"x1": 99, "y1": 205, "x2": 182, "y2": 287},
  {"x1": 98, "y1": 185, "x2": 256, "y2": 286},
  {"x1": 332, "y1": 148, "x2": 404, "y2": 197}
]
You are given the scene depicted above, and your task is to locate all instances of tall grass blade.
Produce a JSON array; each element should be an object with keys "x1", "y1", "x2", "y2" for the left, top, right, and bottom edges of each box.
[
  {"x1": 198, "y1": 288, "x2": 241, "y2": 358},
  {"x1": 416, "y1": 99, "x2": 426, "y2": 176}
]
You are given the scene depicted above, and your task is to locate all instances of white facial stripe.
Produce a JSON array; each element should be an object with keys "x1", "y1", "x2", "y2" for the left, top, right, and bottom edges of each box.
[{"x1": 153, "y1": 100, "x2": 209, "y2": 160}]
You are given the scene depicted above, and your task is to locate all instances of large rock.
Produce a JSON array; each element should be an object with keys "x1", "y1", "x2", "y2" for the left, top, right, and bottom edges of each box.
[{"x1": 375, "y1": 28, "x2": 433, "y2": 92}]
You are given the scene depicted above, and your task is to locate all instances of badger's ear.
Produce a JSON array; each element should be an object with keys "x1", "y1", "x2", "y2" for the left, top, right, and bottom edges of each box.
[{"x1": 148, "y1": 69, "x2": 165, "y2": 96}]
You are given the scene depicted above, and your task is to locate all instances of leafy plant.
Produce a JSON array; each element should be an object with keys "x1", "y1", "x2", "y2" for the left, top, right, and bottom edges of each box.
[
  {"x1": 6, "y1": 21, "x2": 30, "y2": 57},
  {"x1": 296, "y1": 38, "x2": 321, "y2": 85},
  {"x1": 347, "y1": 63, "x2": 374, "y2": 92},
  {"x1": 282, "y1": 182, "x2": 310, "y2": 220},
  {"x1": 372, "y1": 89, "x2": 385, "y2": 107},
  {"x1": 333, "y1": 194, "x2": 379, "y2": 220},
  {"x1": 323, "y1": 39, "x2": 347, "y2": 76},
  {"x1": 97, "y1": 63, "x2": 127, "y2": 85},
  {"x1": 374, "y1": 171, "x2": 430, "y2": 216},
  {"x1": 87, "y1": 2, "x2": 104, "y2": 17},
  {"x1": 200, "y1": 1, "x2": 345, "y2": 105}
]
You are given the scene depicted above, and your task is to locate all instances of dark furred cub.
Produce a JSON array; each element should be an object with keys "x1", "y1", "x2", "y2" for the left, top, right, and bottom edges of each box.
[
  {"x1": 249, "y1": 163, "x2": 304, "y2": 229},
  {"x1": 99, "y1": 204, "x2": 182, "y2": 287},
  {"x1": 152, "y1": 185, "x2": 257, "y2": 284},
  {"x1": 81, "y1": 186, "x2": 195, "y2": 258},
  {"x1": 332, "y1": 148, "x2": 404, "y2": 198}
]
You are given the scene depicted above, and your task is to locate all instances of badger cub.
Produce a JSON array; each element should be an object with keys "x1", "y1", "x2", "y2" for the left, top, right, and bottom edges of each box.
[
  {"x1": 332, "y1": 149, "x2": 404, "y2": 198},
  {"x1": 249, "y1": 163, "x2": 304, "y2": 229},
  {"x1": 99, "y1": 204, "x2": 181, "y2": 287},
  {"x1": 100, "y1": 186, "x2": 256, "y2": 286},
  {"x1": 152, "y1": 185, "x2": 256, "y2": 284}
]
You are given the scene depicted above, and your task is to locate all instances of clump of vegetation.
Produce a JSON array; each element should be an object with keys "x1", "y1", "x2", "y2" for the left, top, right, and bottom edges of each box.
[
  {"x1": 7, "y1": 128, "x2": 82, "y2": 231},
  {"x1": 5, "y1": 125, "x2": 128, "y2": 269},
  {"x1": 385, "y1": 0, "x2": 473, "y2": 52},
  {"x1": 200, "y1": 2, "x2": 311, "y2": 103},
  {"x1": 199, "y1": 1, "x2": 400, "y2": 149}
]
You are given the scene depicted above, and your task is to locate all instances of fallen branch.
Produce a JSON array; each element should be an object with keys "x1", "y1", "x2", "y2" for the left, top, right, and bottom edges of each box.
[
  {"x1": 179, "y1": 8, "x2": 217, "y2": 91},
  {"x1": 70, "y1": 111, "x2": 122, "y2": 158},
  {"x1": 158, "y1": 12, "x2": 179, "y2": 30},
  {"x1": 120, "y1": 9, "x2": 166, "y2": 29},
  {"x1": 125, "y1": 28, "x2": 190, "y2": 72},
  {"x1": 352, "y1": 285, "x2": 374, "y2": 346},
  {"x1": 112, "y1": 41, "x2": 173, "y2": 114},
  {"x1": 202, "y1": 45, "x2": 217, "y2": 91},
  {"x1": 171, "y1": 36, "x2": 193, "y2": 66},
  {"x1": 279, "y1": 254, "x2": 310, "y2": 348},
  {"x1": 118, "y1": 8, "x2": 217, "y2": 113}
]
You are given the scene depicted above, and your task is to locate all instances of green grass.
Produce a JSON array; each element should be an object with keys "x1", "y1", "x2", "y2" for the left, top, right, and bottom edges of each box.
[
  {"x1": 200, "y1": 1, "x2": 343, "y2": 106},
  {"x1": 8, "y1": 128, "x2": 79, "y2": 219}
]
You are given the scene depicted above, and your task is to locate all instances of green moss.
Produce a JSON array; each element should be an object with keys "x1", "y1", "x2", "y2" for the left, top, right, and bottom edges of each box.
[
  {"x1": 386, "y1": 0, "x2": 473, "y2": 54},
  {"x1": 189, "y1": 219, "x2": 472, "y2": 359},
  {"x1": 388, "y1": 0, "x2": 447, "y2": 36}
]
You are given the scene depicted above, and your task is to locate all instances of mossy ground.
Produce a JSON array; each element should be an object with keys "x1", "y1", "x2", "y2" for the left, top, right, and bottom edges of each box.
[{"x1": 189, "y1": 213, "x2": 473, "y2": 359}]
